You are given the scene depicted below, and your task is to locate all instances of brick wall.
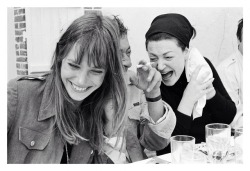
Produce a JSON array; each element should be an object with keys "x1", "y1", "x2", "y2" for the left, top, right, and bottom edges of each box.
[{"x1": 14, "y1": 7, "x2": 28, "y2": 75}]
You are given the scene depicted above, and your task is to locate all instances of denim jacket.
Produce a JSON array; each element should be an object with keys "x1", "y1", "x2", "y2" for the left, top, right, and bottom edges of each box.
[
  {"x1": 7, "y1": 73, "x2": 97, "y2": 163},
  {"x1": 7, "y1": 73, "x2": 175, "y2": 163}
]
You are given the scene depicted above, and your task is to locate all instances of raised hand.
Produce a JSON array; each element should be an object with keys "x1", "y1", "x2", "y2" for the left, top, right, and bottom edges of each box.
[
  {"x1": 129, "y1": 60, "x2": 162, "y2": 94},
  {"x1": 178, "y1": 65, "x2": 215, "y2": 116},
  {"x1": 184, "y1": 65, "x2": 215, "y2": 103}
]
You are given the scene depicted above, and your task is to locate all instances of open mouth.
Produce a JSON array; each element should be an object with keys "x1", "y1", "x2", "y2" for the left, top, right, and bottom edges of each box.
[
  {"x1": 161, "y1": 71, "x2": 173, "y2": 81},
  {"x1": 70, "y1": 81, "x2": 90, "y2": 93}
]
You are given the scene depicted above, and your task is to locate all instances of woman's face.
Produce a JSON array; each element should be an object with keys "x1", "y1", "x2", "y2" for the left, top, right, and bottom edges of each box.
[
  {"x1": 147, "y1": 39, "x2": 188, "y2": 86},
  {"x1": 61, "y1": 45, "x2": 106, "y2": 101}
]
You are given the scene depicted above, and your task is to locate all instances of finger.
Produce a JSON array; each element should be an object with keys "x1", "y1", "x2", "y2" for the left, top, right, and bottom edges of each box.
[
  {"x1": 137, "y1": 63, "x2": 152, "y2": 71},
  {"x1": 137, "y1": 65, "x2": 149, "y2": 73},
  {"x1": 150, "y1": 62, "x2": 157, "y2": 68},
  {"x1": 138, "y1": 60, "x2": 147, "y2": 65},
  {"x1": 146, "y1": 68, "x2": 156, "y2": 82},
  {"x1": 201, "y1": 78, "x2": 214, "y2": 89},
  {"x1": 146, "y1": 73, "x2": 162, "y2": 92},
  {"x1": 129, "y1": 74, "x2": 139, "y2": 86},
  {"x1": 197, "y1": 71, "x2": 211, "y2": 83},
  {"x1": 205, "y1": 86, "x2": 215, "y2": 94},
  {"x1": 191, "y1": 65, "x2": 203, "y2": 80}
]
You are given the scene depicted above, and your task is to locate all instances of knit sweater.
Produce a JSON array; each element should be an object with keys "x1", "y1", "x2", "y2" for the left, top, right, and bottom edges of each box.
[{"x1": 157, "y1": 57, "x2": 236, "y2": 155}]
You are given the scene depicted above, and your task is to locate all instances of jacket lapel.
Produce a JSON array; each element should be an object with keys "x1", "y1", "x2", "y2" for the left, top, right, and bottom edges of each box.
[{"x1": 38, "y1": 74, "x2": 56, "y2": 121}]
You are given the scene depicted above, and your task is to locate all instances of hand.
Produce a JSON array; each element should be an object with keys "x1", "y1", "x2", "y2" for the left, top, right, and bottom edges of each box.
[
  {"x1": 183, "y1": 65, "x2": 215, "y2": 106},
  {"x1": 206, "y1": 83, "x2": 216, "y2": 100},
  {"x1": 129, "y1": 60, "x2": 162, "y2": 95}
]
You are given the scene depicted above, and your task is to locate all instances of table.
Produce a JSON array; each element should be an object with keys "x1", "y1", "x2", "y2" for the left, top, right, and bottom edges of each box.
[
  {"x1": 133, "y1": 137, "x2": 236, "y2": 164},
  {"x1": 133, "y1": 153, "x2": 172, "y2": 164}
]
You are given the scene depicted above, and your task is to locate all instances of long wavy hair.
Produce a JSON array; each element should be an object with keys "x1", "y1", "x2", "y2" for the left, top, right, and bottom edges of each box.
[{"x1": 49, "y1": 13, "x2": 127, "y2": 154}]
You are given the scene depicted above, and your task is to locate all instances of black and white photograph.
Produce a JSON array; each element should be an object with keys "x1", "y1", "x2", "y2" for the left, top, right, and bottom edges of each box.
[{"x1": 2, "y1": 0, "x2": 249, "y2": 168}]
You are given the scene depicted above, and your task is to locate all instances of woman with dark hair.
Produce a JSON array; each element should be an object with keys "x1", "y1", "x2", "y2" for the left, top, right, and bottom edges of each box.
[
  {"x1": 7, "y1": 13, "x2": 127, "y2": 163},
  {"x1": 145, "y1": 13, "x2": 236, "y2": 155}
]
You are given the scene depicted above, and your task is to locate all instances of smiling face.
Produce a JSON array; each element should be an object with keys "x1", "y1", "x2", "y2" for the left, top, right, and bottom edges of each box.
[
  {"x1": 147, "y1": 39, "x2": 188, "y2": 86},
  {"x1": 61, "y1": 44, "x2": 106, "y2": 101},
  {"x1": 119, "y1": 35, "x2": 132, "y2": 72}
]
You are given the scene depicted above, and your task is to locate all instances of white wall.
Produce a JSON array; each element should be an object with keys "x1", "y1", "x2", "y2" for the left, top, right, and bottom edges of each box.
[
  {"x1": 8, "y1": 8, "x2": 242, "y2": 77},
  {"x1": 102, "y1": 7, "x2": 242, "y2": 72},
  {"x1": 7, "y1": 8, "x2": 17, "y2": 81},
  {"x1": 25, "y1": 7, "x2": 84, "y2": 74}
]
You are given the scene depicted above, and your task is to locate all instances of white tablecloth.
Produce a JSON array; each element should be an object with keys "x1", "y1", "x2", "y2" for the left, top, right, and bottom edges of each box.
[{"x1": 132, "y1": 153, "x2": 172, "y2": 164}]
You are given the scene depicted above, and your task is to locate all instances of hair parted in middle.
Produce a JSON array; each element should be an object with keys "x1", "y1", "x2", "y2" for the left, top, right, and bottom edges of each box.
[{"x1": 49, "y1": 12, "x2": 127, "y2": 154}]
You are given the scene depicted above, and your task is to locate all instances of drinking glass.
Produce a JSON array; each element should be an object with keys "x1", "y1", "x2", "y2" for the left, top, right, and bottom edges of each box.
[
  {"x1": 205, "y1": 123, "x2": 231, "y2": 163},
  {"x1": 170, "y1": 135, "x2": 195, "y2": 163},
  {"x1": 234, "y1": 127, "x2": 243, "y2": 163}
]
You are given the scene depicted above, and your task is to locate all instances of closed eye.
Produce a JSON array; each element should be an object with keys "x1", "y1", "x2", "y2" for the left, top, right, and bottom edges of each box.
[
  {"x1": 164, "y1": 56, "x2": 173, "y2": 60},
  {"x1": 68, "y1": 62, "x2": 80, "y2": 69},
  {"x1": 150, "y1": 58, "x2": 158, "y2": 62},
  {"x1": 91, "y1": 69, "x2": 104, "y2": 75}
]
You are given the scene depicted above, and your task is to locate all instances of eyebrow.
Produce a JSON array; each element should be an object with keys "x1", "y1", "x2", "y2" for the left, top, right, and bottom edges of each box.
[
  {"x1": 149, "y1": 51, "x2": 172, "y2": 57},
  {"x1": 67, "y1": 59, "x2": 78, "y2": 64}
]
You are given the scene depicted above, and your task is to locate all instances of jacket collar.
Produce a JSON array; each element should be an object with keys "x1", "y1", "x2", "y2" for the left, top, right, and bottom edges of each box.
[{"x1": 38, "y1": 73, "x2": 56, "y2": 121}]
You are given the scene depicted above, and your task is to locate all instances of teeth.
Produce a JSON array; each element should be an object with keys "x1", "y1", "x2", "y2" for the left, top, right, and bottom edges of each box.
[
  {"x1": 72, "y1": 83, "x2": 87, "y2": 92},
  {"x1": 162, "y1": 71, "x2": 172, "y2": 80}
]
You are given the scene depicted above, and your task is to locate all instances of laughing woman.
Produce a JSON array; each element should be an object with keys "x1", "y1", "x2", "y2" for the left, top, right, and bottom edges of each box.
[
  {"x1": 7, "y1": 13, "x2": 127, "y2": 163},
  {"x1": 145, "y1": 13, "x2": 237, "y2": 155}
]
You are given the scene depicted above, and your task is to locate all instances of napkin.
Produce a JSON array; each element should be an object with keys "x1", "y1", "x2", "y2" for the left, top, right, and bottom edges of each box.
[{"x1": 185, "y1": 47, "x2": 213, "y2": 120}]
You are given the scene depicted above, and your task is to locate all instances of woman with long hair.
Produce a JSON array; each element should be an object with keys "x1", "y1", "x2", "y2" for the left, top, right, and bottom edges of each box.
[{"x1": 8, "y1": 13, "x2": 127, "y2": 163}]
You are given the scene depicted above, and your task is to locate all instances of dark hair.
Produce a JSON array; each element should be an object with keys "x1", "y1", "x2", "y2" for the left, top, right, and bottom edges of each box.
[
  {"x1": 113, "y1": 15, "x2": 128, "y2": 37},
  {"x1": 237, "y1": 18, "x2": 243, "y2": 42},
  {"x1": 49, "y1": 13, "x2": 127, "y2": 153},
  {"x1": 145, "y1": 29, "x2": 196, "y2": 52}
]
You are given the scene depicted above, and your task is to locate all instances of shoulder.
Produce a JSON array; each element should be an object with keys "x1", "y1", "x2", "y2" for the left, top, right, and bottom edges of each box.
[
  {"x1": 203, "y1": 57, "x2": 213, "y2": 66},
  {"x1": 8, "y1": 72, "x2": 51, "y2": 94}
]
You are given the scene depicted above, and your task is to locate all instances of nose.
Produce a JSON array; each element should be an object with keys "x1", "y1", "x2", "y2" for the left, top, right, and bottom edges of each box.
[
  {"x1": 156, "y1": 58, "x2": 166, "y2": 72},
  {"x1": 122, "y1": 53, "x2": 132, "y2": 68},
  {"x1": 76, "y1": 69, "x2": 88, "y2": 86}
]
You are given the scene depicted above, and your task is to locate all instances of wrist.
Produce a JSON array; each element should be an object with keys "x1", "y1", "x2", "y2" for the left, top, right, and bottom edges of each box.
[
  {"x1": 146, "y1": 94, "x2": 162, "y2": 102},
  {"x1": 145, "y1": 88, "x2": 161, "y2": 98},
  {"x1": 177, "y1": 98, "x2": 195, "y2": 116}
]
